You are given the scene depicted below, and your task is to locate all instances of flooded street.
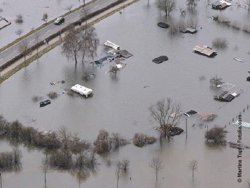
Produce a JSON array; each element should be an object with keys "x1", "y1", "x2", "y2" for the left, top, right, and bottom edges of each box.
[{"x1": 1, "y1": 0, "x2": 250, "y2": 187}]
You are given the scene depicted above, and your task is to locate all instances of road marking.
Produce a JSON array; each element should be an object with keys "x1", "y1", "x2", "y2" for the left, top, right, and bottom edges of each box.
[
  {"x1": 94, "y1": 5, "x2": 99, "y2": 8},
  {"x1": 30, "y1": 39, "x2": 34, "y2": 42},
  {"x1": 46, "y1": 30, "x2": 51, "y2": 33}
]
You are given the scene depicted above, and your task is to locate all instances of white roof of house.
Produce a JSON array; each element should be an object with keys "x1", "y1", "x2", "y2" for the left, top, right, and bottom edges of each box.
[{"x1": 71, "y1": 84, "x2": 92, "y2": 97}]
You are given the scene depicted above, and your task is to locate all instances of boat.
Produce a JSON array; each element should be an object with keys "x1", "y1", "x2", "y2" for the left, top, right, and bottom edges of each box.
[
  {"x1": 40, "y1": 99, "x2": 51, "y2": 107},
  {"x1": 71, "y1": 84, "x2": 93, "y2": 97},
  {"x1": 104, "y1": 40, "x2": 120, "y2": 50}
]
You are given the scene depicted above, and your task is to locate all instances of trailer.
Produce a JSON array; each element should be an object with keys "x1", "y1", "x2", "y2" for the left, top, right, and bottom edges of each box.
[{"x1": 71, "y1": 84, "x2": 93, "y2": 97}]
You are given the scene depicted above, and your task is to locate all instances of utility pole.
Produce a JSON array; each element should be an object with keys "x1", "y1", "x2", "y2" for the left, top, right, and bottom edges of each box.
[
  {"x1": 186, "y1": 119, "x2": 187, "y2": 138},
  {"x1": 0, "y1": 173, "x2": 2, "y2": 188}
]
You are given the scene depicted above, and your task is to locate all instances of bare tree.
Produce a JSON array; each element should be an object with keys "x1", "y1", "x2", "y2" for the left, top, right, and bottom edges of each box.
[
  {"x1": 149, "y1": 157, "x2": 164, "y2": 181},
  {"x1": 149, "y1": 98, "x2": 182, "y2": 139},
  {"x1": 58, "y1": 125, "x2": 72, "y2": 149},
  {"x1": 157, "y1": 0, "x2": 176, "y2": 16},
  {"x1": 79, "y1": 26, "x2": 100, "y2": 63},
  {"x1": 61, "y1": 27, "x2": 81, "y2": 65},
  {"x1": 120, "y1": 158, "x2": 130, "y2": 173},
  {"x1": 34, "y1": 33, "x2": 40, "y2": 57},
  {"x1": 18, "y1": 39, "x2": 30, "y2": 64},
  {"x1": 15, "y1": 29, "x2": 23, "y2": 38},
  {"x1": 65, "y1": 5, "x2": 73, "y2": 12},
  {"x1": 115, "y1": 161, "x2": 121, "y2": 188},
  {"x1": 75, "y1": 152, "x2": 88, "y2": 188},
  {"x1": 81, "y1": 7, "x2": 90, "y2": 26},
  {"x1": 210, "y1": 75, "x2": 223, "y2": 87},
  {"x1": 187, "y1": 0, "x2": 198, "y2": 7},
  {"x1": 245, "y1": 0, "x2": 250, "y2": 13},
  {"x1": 212, "y1": 38, "x2": 228, "y2": 48},
  {"x1": 40, "y1": 153, "x2": 50, "y2": 188},
  {"x1": 189, "y1": 160, "x2": 198, "y2": 178},
  {"x1": 42, "y1": 13, "x2": 48, "y2": 24},
  {"x1": 247, "y1": 179, "x2": 250, "y2": 188}
]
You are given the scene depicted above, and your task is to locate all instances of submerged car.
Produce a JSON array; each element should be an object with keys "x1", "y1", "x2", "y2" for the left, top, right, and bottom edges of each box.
[{"x1": 54, "y1": 17, "x2": 65, "y2": 25}]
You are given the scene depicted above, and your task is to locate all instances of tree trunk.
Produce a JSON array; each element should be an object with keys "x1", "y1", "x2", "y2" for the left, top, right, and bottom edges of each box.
[
  {"x1": 37, "y1": 48, "x2": 39, "y2": 57},
  {"x1": 74, "y1": 54, "x2": 78, "y2": 65},
  {"x1": 156, "y1": 170, "x2": 158, "y2": 181},
  {"x1": 192, "y1": 169, "x2": 194, "y2": 178},
  {"x1": 117, "y1": 177, "x2": 119, "y2": 188},
  {"x1": 45, "y1": 170, "x2": 47, "y2": 188}
]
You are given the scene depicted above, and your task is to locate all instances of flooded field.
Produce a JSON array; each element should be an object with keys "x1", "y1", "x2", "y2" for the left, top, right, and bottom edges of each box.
[{"x1": 1, "y1": 0, "x2": 250, "y2": 187}]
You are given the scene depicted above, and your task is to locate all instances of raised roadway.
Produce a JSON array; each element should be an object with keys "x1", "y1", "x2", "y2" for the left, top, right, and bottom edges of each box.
[{"x1": 0, "y1": 0, "x2": 116, "y2": 67}]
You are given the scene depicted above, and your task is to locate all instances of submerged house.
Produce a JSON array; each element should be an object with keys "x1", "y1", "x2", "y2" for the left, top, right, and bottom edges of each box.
[
  {"x1": 212, "y1": 0, "x2": 231, "y2": 9},
  {"x1": 213, "y1": 91, "x2": 239, "y2": 102},
  {"x1": 193, "y1": 45, "x2": 217, "y2": 57}
]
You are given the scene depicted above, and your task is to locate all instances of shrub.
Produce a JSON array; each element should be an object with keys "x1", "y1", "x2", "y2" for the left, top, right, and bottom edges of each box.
[
  {"x1": 212, "y1": 38, "x2": 228, "y2": 48},
  {"x1": 111, "y1": 133, "x2": 130, "y2": 148},
  {"x1": 47, "y1": 91, "x2": 59, "y2": 99},
  {"x1": 231, "y1": 21, "x2": 240, "y2": 30},
  {"x1": 205, "y1": 126, "x2": 228, "y2": 145},
  {"x1": 15, "y1": 14, "x2": 23, "y2": 24},
  {"x1": 133, "y1": 133, "x2": 156, "y2": 147}
]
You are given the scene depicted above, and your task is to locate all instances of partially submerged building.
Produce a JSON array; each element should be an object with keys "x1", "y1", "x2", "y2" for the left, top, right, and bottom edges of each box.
[
  {"x1": 193, "y1": 45, "x2": 217, "y2": 57},
  {"x1": 213, "y1": 91, "x2": 239, "y2": 102},
  {"x1": 211, "y1": 0, "x2": 231, "y2": 9}
]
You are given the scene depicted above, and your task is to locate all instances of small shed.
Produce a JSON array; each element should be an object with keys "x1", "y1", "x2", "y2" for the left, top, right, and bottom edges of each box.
[
  {"x1": 180, "y1": 28, "x2": 198, "y2": 34},
  {"x1": 212, "y1": 1, "x2": 229, "y2": 9},
  {"x1": 193, "y1": 45, "x2": 217, "y2": 57},
  {"x1": 213, "y1": 91, "x2": 234, "y2": 102},
  {"x1": 71, "y1": 84, "x2": 93, "y2": 97}
]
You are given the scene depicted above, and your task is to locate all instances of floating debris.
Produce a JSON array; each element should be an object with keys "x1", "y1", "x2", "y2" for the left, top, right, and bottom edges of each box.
[
  {"x1": 233, "y1": 57, "x2": 243, "y2": 63},
  {"x1": 104, "y1": 40, "x2": 120, "y2": 50},
  {"x1": 234, "y1": 120, "x2": 250, "y2": 128}
]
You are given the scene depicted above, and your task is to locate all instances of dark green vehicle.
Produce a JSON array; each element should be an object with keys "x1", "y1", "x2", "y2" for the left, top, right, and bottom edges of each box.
[{"x1": 40, "y1": 99, "x2": 51, "y2": 107}]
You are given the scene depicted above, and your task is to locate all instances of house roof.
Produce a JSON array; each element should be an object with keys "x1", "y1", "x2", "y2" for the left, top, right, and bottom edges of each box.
[
  {"x1": 193, "y1": 45, "x2": 217, "y2": 57},
  {"x1": 220, "y1": 3, "x2": 228, "y2": 8}
]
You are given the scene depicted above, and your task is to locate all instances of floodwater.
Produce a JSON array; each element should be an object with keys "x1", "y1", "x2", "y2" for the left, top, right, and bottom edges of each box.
[{"x1": 1, "y1": 0, "x2": 250, "y2": 187}]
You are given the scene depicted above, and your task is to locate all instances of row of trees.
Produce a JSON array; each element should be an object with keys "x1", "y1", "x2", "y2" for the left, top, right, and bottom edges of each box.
[
  {"x1": 156, "y1": 0, "x2": 199, "y2": 16},
  {"x1": 61, "y1": 25, "x2": 99, "y2": 65}
]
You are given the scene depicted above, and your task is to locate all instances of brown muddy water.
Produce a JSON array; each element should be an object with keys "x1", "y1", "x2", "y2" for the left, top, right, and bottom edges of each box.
[{"x1": 1, "y1": 0, "x2": 250, "y2": 187}]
